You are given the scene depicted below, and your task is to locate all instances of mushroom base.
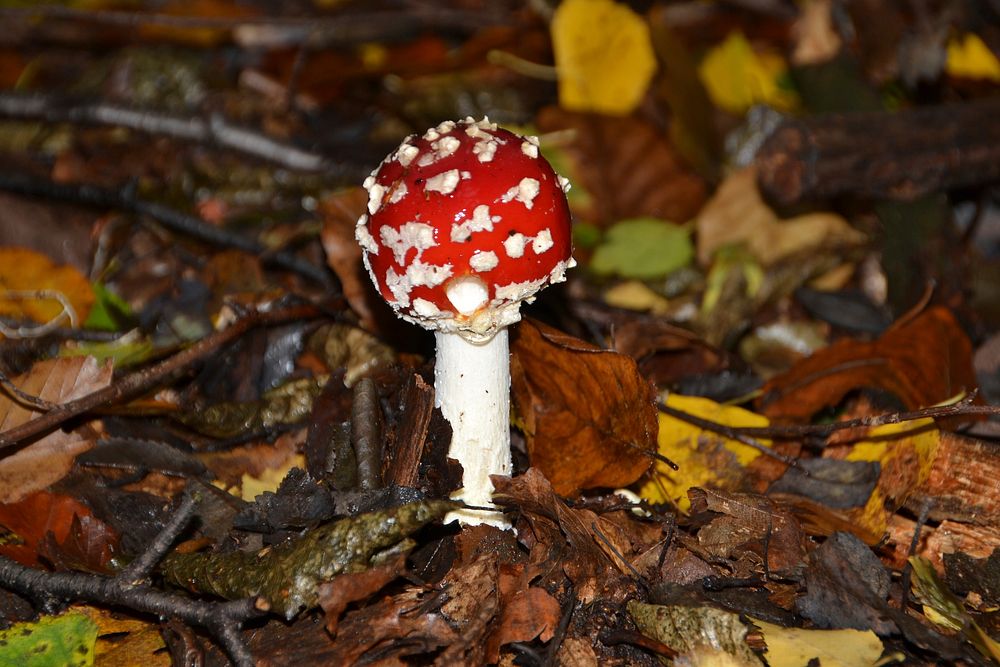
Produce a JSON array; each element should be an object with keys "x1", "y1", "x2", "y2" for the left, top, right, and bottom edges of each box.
[{"x1": 434, "y1": 328, "x2": 512, "y2": 528}]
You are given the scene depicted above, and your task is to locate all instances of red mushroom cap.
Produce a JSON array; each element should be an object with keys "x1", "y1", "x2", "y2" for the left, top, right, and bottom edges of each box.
[{"x1": 356, "y1": 118, "x2": 574, "y2": 341}]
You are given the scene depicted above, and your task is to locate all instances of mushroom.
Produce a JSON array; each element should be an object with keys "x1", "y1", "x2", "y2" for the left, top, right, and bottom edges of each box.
[{"x1": 355, "y1": 117, "x2": 574, "y2": 527}]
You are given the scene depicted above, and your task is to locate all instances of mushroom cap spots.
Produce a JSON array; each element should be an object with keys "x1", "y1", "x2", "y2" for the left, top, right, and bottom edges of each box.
[{"x1": 358, "y1": 118, "x2": 574, "y2": 341}]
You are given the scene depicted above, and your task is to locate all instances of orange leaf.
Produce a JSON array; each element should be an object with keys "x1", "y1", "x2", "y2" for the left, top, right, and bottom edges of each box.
[
  {"x1": 510, "y1": 319, "x2": 656, "y2": 496},
  {"x1": 759, "y1": 307, "x2": 977, "y2": 421},
  {"x1": 0, "y1": 247, "x2": 94, "y2": 327}
]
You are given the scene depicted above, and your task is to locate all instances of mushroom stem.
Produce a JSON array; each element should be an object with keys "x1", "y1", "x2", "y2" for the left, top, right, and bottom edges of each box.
[{"x1": 434, "y1": 328, "x2": 511, "y2": 528}]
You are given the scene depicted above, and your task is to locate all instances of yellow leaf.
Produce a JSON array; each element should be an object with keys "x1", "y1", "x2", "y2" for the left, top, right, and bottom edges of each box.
[
  {"x1": 551, "y1": 0, "x2": 657, "y2": 115},
  {"x1": 751, "y1": 617, "x2": 886, "y2": 667},
  {"x1": 240, "y1": 453, "x2": 306, "y2": 501},
  {"x1": 602, "y1": 280, "x2": 671, "y2": 313},
  {"x1": 696, "y1": 167, "x2": 865, "y2": 267},
  {"x1": 698, "y1": 32, "x2": 798, "y2": 114},
  {"x1": 845, "y1": 418, "x2": 940, "y2": 536},
  {"x1": 0, "y1": 247, "x2": 94, "y2": 328},
  {"x1": 946, "y1": 33, "x2": 1000, "y2": 81},
  {"x1": 639, "y1": 394, "x2": 771, "y2": 512}
]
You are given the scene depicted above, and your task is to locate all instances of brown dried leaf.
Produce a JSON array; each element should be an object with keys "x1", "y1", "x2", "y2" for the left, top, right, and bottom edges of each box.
[
  {"x1": 0, "y1": 356, "x2": 112, "y2": 502},
  {"x1": 537, "y1": 108, "x2": 708, "y2": 226},
  {"x1": 494, "y1": 469, "x2": 636, "y2": 603},
  {"x1": 319, "y1": 188, "x2": 400, "y2": 334},
  {"x1": 759, "y1": 306, "x2": 977, "y2": 421},
  {"x1": 689, "y1": 487, "x2": 808, "y2": 575},
  {"x1": 510, "y1": 319, "x2": 656, "y2": 497},
  {"x1": 0, "y1": 491, "x2": 113, "y2": 568},
  {"x1": 486, "y1": 561, "x2": 562, "y2": 662},
  {"x1": 38, "y1": 512, "x2": 119, "y2": 574},
  {"x1": 318, "y1": 551, "x2": 408, "y2": 636}
]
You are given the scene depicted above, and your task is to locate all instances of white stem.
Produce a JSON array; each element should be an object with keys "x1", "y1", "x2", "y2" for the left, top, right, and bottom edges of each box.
[{"x1": 434, "y1": 328, "x2": 511, "y2": 528}]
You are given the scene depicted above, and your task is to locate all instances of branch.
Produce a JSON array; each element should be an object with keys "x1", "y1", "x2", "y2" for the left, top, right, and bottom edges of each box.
[
  {"x1": 756, "y1": 98, "x2": 1000, "y2": 206},
  {"x1": 0, "y1": 91, "x2": 361, "y2": 175},
  {"x1": 0, "y1": 490, "x2": 264, "y2": 666},
  {"x1": 0, "y1": 173, "x2": 336, "y2": 289},
  {"x1": 658, "y1": 393, "x2": 1000, "y2": 441},
  {"x1": 0, "y1": 303, "x2": 322, "y2": 451}
]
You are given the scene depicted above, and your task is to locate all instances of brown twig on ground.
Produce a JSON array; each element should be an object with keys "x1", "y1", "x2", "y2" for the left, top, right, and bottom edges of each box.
[
  {"x1": 0, "y1": 91, "x2": 358, "y2": 175},
  {"x1": 0, "y1": 303, "x2": 322, "y2": 452},
  {"x1": 0, "y1": 5, "x2": 509, "y2": 49},
  {"x1": 658, "y1": 392, "x2": 999, "y2": 442},
  {"x1": 0, "y1": 490, "x2": 264, "y2": 666},
  {"x1": 755, "y1": 98, "x2": 1000, "y2": 206},
  {"x1": 0, "y1": 173, "x2": 336, "y2": 289}
]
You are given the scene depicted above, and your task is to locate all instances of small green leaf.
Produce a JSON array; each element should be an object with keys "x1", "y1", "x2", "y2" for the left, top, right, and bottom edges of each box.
[
  {"x1": 0, "y1": 612, "x2": 98, "y2": 667},
  {"x1": 590, "y1": 218, "x2": 693, "y2": 279},
  {"x1": 84, "y1": 283, "x2": 133, "y2": 332}
]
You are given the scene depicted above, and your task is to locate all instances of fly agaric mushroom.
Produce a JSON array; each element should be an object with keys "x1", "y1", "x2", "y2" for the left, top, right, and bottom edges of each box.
[{"x1": 355, "y1": 117, "x2": 574, "y2": 527}]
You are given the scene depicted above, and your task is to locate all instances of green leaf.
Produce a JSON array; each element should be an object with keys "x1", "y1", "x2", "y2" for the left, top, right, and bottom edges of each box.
[
  {"x1": 590, "y1": 218, "x2": 693, "y2": 279},
  {"x1": 0, "y1": 612, "x2": 98, "y2": 667},
  {"x1": 84, "y1": 283, "x2": 133, "y2": 332}
]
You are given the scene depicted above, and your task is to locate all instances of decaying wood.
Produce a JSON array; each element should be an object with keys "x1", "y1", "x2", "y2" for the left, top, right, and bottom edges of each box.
[{"x1": 755, "y1": 98, "x2": 1000, "y2": 206}]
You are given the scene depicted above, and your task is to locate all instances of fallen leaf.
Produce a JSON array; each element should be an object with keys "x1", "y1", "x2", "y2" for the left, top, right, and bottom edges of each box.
[
  {"x1": 240, "y1": 454, "x2": 307, "y2": 502},
  {"x1": 698, "y1": 32, "x2": 798, "y2": 114},
  {"x1": 510, "y1": 319, "x2": 656, "y2": 496},
  {"x1": 690, "y1": 487, "x2": 808, "y2": 575},
  {"x1": 0, "y1": 247, "x2": 95, "y2": 328},
  {"x1": 696, "y1": 167, "x2": 865, "y2": 267},
  {"x1": 796, "y1": 532, "x2": 895, "y2": 634},
  {"x1": 0, "y1": 356, "x2": 112, "y2": 503},
  {"x1": 551, "y1": 0, "x2": 657, "y2": 115},
  {"x1": 628, "y1": 601, "x2": 764, "y2": 666},
  {"x1": 494, "y1": 469, "x2": 637, "y2": 603},
  {"x1": 791, "y1": 0, "x2": 843, "y2": 66},
  {"x1": 945, "y1": 33, "x2": 1000, "y2": 81},
  {"x1": 589, "y1": 218, "x2": 693, "y2": 279},
  {"x1": 489, "y1": 584, "x2": 561, "y2": 660},
  {"x1": 319, "y1": 187, "x2": 394, "y2": 334},
  {"x1": 640, "y1": 394, "x2": 772, "y2": 513},
  {"x1": 910, "y1": 555, "x2": 1000, "y2": 663},
  {"x1": 537, "y1": 108, "x2": 708, "y2": 227},
  {"x1": 318, "y1": 551, "x2": 408, "y2": 635},
  {"x1": 0, "y1": 491, "x2": 112, "y2": 568},
  {"x1": 759, "y1": 306, "x2": 977, "y2": 420},
  {"x1": 843, "y1": 417, "x2": 940, "y2": 536},
  {"x1": 76, "y1": 605, "x2": 169, "y2": 667},
  {"x1": 0, "y1": 611, "x2": 98, "y2": 667},
  {"x1": 751, "y1": 617, "x2": 884, "y2": 667}
]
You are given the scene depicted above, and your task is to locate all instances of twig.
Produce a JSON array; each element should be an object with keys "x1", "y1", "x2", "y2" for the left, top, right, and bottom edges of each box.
[
  {"x1": 0, "y1": 6, "x2": 507, "y2": 47},
  {"x1": 598, "y1": 628, "x2": 678, "y2": 660},
  {"x1": 118, "y1": 492, "x2": 198, "y2": 584},
  {"x1": 658, "y1": 393, "x2": 997, "y2": 441},
  {"x1": 542, "y1": 589, "x2": 576, "y2": 667},
  {"x1": 0, "y1": 491, "x2": 264, "y2": 666},
  {"x1": 899, "y1": 498, "x2": 935, "y2": 610},
  {"x1": 590, "y1": 522, "x2": 647, "y2": 588},
  {"x1": 0, "y1": 173, "x2": 336, "y2": 289},
  {"x1": 0, "y1": 92, "x2": 350, "y2": 174},
  {"x1": 0, "y1": 303, "x2": 321, "y2": 451}
]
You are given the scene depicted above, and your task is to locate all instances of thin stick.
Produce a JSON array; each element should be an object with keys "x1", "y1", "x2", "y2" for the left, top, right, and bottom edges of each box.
[
  {"x1": 658, "y1": 393, "x2": 995, "y2": 441},
  {"x1": 0, "y1": 174, "x2": 335, "y2": 289},
  {"x1": 0, "y1": 304, "x2": 321, "y2": 451}
]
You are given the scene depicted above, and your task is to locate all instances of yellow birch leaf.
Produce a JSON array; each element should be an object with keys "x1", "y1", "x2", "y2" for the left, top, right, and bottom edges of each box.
[
  {"x1": 639, "y1": 394, "x2": 771, "y2": 512},
  {"x1": 844, "y1": 418, "x2": 940, "y2": 536},
  {"x1": 551, "y1": 0, "x2": 657, "y2": 115},
  {"x1": 698, "y1": 32, "x2": 798, "y2": 114},
  {"x1": 751, "y1": 618, "x2": 885, "y2": 667},
  {"x1": 0, "y1": 247, "x2": 94, "y2": 328},
  {"x1": 946, "y1": 33, "x2": 1000, "y2": 81}
]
